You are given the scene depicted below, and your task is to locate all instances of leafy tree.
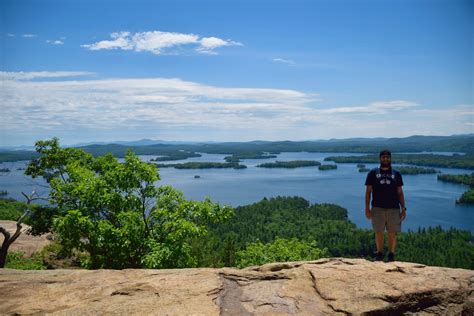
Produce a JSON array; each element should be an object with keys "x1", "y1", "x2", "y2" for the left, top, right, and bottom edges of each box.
[{"x1": 24, "y1": 138, "x2": 232, "y2": 269}]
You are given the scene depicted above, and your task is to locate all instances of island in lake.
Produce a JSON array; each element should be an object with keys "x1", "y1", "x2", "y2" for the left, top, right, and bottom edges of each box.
[
  {"x1": 438, "y1": 173, "x2": 474, "y2": 204},
  {"x1": 256, "y1": 160, "x2": 321, "y2": 168},
  {"x1": 319, "y1": 164, "x2": 337, "y2": 171},
  {"x1": 155, "y1": 162, "x2": 247, "y2": 169}
]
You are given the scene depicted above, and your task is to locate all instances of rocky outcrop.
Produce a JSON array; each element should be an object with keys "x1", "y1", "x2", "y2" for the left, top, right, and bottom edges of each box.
[{"x1": 1, "y1": 258, "x2": 472, "y2": 315}]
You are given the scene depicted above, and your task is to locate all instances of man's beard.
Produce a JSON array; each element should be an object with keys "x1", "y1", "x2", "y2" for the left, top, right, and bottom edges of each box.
[{"x1": 381, "y1": 162, "x2": 391, "y2": 168}]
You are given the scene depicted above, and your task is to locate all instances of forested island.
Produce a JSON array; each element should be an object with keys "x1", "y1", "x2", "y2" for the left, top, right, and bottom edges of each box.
[
  {"x1": 438, "y1": 173, "x2": 474, "y2": 204},
  {"x1": 356, "y1": 166, "x2": 437, "y2": 175},
  {"x1": 325, "y1": 153, "x2": 474, "y2": 169},
  {"x1": 150, "y1": 152, "x2": 201, "y2": 161},
  {"x1": 256, "y1": 160, "x2": 321, "y2": 168},
  {"x1": 318, "y1": 164, "x2": 337, "y2": 171},
  {"x1": 224, "y1": 153, "x2": 277, "y2": 163},
  {"x1": 155, "y1": 162, "x2": 247, "y2": 169},
  {"x1": 396, "y1": 166, "x2": 438, "y2": 175}
]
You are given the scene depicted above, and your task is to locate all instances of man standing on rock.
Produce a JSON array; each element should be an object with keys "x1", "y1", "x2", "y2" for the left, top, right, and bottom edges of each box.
[{"x1": 365, "y1": 149, "x2": 406, "y2": 262}]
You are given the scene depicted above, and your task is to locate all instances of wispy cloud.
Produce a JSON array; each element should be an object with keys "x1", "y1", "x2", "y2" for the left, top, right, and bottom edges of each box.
[
  {"x1": 22, "y1": 34, "x2": 37, "y2": 38},
  {"x1": 46, "y1": 39, "x2": 64, "y2": 45},
  {"x1": 319, "y1": 101, "x2": 419, "y2": 114},
  {"x1": 0, "y1": 71, "x2": 94, "y2": 81},
  {"x1": 1, "y1": 71, "x2": 470, "y2": 143},
  {"x1": 7, "y1": 33, "x2": 15, "y2": 37},
  {"x1": 82, "y1": 31, "x2": 242, "y2": 55},
  {"x1": 272, "y1": 58, "x2": 296, "y2": 66},
  {"x1": 197, "y1": 37, "x2": 243, "y2": 55}
]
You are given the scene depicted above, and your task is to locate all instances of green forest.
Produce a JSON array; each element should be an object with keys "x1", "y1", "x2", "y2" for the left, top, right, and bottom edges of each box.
[{"x1": 1, "y1": 138, "x2": 473, "y2": 270}]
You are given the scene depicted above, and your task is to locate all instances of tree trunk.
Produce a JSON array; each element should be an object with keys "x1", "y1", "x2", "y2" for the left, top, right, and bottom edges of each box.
[
  {"x1": 0, "y1": 226, "x2": 12, "y2": 268},
  {"x1": 0, "y1": 191, "x2": 43, "y2": 268},
  {"x1": 0, "y1": 244, "x2": 9, "y2": 268},
  {"x1": 0, "y1": 223, "x2": 23, "y2": 268}
]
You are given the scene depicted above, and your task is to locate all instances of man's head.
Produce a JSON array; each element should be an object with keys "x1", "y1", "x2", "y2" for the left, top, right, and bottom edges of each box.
[{"x1": 379, "y1": 149, "x2": 391, "y2": 168}]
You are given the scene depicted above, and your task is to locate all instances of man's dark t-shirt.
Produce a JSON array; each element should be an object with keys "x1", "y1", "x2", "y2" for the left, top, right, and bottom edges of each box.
[{"x1": 365, "y1": 168, "x2": 404, "y2": 209}]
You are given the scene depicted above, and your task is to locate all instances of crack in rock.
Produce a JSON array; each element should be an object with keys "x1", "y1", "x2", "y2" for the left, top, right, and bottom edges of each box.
[
  {"x1": 385, "y1": 266, "x2": 406, "y2": 273},
  {"x1": 370, "y1": 289, "x2": 469, "y2": 315},
  {"x1": 309, "y1": 271, "x2": 336, "y2": 302},
  {"x1": 215, "y1": 276, "x2": 252, "y2": 316}
]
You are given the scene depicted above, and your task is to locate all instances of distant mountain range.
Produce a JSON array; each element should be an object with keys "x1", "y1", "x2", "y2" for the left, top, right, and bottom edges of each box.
[{"x1": 0, "y1": 135, "x2": 473, "y2": 162}]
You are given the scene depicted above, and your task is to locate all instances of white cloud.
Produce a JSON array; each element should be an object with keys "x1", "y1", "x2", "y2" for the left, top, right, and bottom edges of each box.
[
  {"x1": 197, "y1": 37, "x2": 243, "y2": 55},
  {"x1": 1, "y1": 71, "x2": 471, "y2": 144},
  {"x1": 319, "y1": 100, "x2": 419, "y2": 114},
  {"x1": 81, "y1": 31, "x2": 133, "y2": 50},
  {"x1": 22, "y1": 34, "x2": 37, "y2": 38},
  {"x1": 82, "y1": 31, "x2": 241, "y2": 55},
  {"x1": 7, "y1": 33, "x2": 15, "y2": 37},
  {"x1": 0, "y1": 71, "x2": 94, "y2": 81},
  {"x1": 46, "y1": 39, "x2": 64, "y2": 45},
  {"x1": 272, "y1": 58, "x2": 296, "y2": 66}
]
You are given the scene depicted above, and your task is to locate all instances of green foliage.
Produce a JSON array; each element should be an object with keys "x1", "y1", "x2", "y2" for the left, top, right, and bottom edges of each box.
[
  {"x1": 156, "y1": 162, "x2": 247, "y2": 169},
  {"x1": 0, "y1": 199, "x2": 25, "y2": 221},
  {"x1": 27, "y1": 205, "x2": 59, "y2": 235},
  {"x1": 457, "y1": 189, "x2": 474, "y2": 204},
  {"x1": 195, "y1": 196, "x2": 473, "y2": 269},
  {"x1": 318, "y1": 164, "x2": 337, "y2": 171},
  {"x1": 359, "y1": 167, "x2": 370, "y2": 172},
  {"x1": 257, "y1": 160, "x2": 321, "y2": 168},
  {"x1": 0, "y1": 198, "x2": 58, "y2": 235},
  {"x1": 438, "y1": 173, "x2": 474, "y2": 187},
  {"x1": 397, "y1": 227, "x2": 474, "y2": 269},
  {"x1": 236, "y1": 238, "x2": 328, "y2": 268},
  {"x1": 5, "y1": 251, "x2": 46, "y2": 270},
  {"x1": 25, "y1": 138, "x2": 232, "y2": 269}
]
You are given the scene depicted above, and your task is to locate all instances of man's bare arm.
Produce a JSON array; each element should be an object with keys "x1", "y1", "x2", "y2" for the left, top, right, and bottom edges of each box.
[
  {"x1": 365, "y1": 185, "x2": 372, "y2": 219},
  {"x1": 397, "y1": 186, "x2": 406, "y2": 220}
]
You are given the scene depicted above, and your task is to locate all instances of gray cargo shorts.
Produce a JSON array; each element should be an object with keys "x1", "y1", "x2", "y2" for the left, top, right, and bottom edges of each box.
[{"x1": 371, "y1": 207, "x2": 402, "y2": 233}]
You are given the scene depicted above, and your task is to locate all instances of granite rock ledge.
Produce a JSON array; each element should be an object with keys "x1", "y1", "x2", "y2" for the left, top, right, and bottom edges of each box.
[{"x1": 0, "y1": 258, "x2": 473, "y2": 315}]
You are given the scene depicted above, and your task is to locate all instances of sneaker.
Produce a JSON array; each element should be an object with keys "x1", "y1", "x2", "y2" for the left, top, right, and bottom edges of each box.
[
  {"x1": 387, "y1": 252, "x2": 395, "y2": 262},
  {"x1": 375, "y1": 251, "x2": 384, "y2": 261}
]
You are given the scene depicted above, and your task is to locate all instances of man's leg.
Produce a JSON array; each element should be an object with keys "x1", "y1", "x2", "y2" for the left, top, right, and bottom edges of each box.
[
  {"x1": 375, "y1": 232, "x2": 384, "y2": 253},
  {"x1": 388, "y1": 232, "x2": 396, "y2": 253}
]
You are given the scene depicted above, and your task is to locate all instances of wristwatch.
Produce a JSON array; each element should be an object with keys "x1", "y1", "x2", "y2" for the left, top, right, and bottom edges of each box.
[{"x1": 401, "y1": 207, "x2": 407, "y2": 211}]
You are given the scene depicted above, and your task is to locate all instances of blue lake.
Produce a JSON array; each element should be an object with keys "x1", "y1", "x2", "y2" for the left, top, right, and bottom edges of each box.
[{"x1": 1, "y1": 152, "x2": 473, "y2": 232}]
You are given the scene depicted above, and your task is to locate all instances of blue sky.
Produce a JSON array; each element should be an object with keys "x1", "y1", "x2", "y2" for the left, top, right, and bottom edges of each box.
[{"x1": 1, "y1": 0, "x2": 472, "y2": 146}]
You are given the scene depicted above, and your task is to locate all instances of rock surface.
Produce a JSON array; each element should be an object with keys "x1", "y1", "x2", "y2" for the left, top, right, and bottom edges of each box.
[
  {"x1": 0, "y1": 220, "x2": 52, "y2": 256},
  {"x1": 0, "y1": 258, "x2": 473, "y2": 315}
]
